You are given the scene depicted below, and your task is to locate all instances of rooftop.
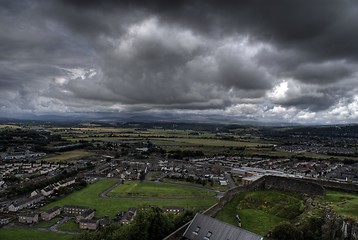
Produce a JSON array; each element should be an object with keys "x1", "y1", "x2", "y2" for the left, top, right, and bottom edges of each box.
[{"x1": 183, "y1": 213, "x2": 264, "y2": 240}]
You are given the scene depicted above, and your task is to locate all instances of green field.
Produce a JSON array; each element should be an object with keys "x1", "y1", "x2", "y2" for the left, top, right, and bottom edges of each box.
[
  {"x1": 35, "y1": 217, "x2": 61, "y2": 228},
  {"x1": 239, "y1": 209, "x2": 286, "y2": 235},
  {"x1": 43, "y1": 179, "x2": 217, "y2": 217},
  {"x1": 40, "y1": 150, "x2": 95, "y2": 162},
  {"x1": 108, "y1": 181, "x2": 215, "y2": 198},
  {"x1": 160, "y1": 178, "x2": 230, "y2": 191},
  {"x1": 59, "y1": 219, "x2": 81, "y2": 232},
  {"x1": 0, "y1": 124, "x2": 21, "y2": 129},
  {"x1": 215, "y1": 190, "x2": 304, "y2": 236},
  {"x1": 0, "y1": 228, "x2": 74, "y2": 240},
  {"x1": 151, "y1": 138, "x2": 268, "y2": 147},
  {"x1": 319, "y1": 190, "x2": 358, "y2": 220}
]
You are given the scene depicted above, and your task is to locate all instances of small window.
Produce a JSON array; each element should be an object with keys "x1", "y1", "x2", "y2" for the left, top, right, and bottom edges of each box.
[
  {"x1": 204, "y1": 231, "x2": 212, "y2": 240},
  {"x1": 193, "y1": 226, "x2": 200, "y2": 235}
]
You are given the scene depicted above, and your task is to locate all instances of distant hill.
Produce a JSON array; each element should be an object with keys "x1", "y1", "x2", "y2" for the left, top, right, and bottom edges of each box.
[{"x1": 0, "y1": 112, "x2": 299, "y2": 126}]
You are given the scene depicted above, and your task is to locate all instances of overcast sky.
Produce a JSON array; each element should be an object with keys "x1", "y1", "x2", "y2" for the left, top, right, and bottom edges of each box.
[{"x1": 1, "y1": 0, "x2": 358, "y2": 123}]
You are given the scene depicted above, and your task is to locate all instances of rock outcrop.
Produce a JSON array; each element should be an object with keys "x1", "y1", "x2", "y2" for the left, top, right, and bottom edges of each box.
[{"x1": 322, "y1": 210, "x2": 358, "y2": 240}]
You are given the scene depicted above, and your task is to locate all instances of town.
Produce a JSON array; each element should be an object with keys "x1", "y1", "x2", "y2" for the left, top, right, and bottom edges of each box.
[{"x1": 0, "y1": 121, "x2": 357, "y2": 240}]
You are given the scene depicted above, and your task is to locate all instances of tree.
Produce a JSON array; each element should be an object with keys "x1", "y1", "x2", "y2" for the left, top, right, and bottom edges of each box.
[
  {"x1": 139, "y1": 171, "x2": 146, "y2": 182},
  {"x1": 271, "y1": 222, "x2": 302, "y2": 240}
]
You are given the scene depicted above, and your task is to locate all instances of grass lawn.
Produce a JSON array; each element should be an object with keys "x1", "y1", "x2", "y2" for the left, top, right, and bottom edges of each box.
[
  {"x1": 40, "y1": 150, "x2": 95, "y2": 162},
  {"x1": 155, "y1": 138, "x2": 268, "y2": 147},
  {"x1": 0, "y1": 228, "x2": 74, "y2": 240},
  {"x1": 216, "y1": 191, "x2": 246, "y2": 225},
  {"x1": 42, "y1": 179, "x2": 216, "y2": 217},
  {"x1": 319, "y1": 190, "x2": 358, "y2": 220},
  {"x1": 35, "y1": 217, "x2": 61, "y2": 228},
  {"x1": 59, "y1": 219, "x2": 81, "y2": 232},
  {"x1": 239, "y1": 209, "x2": 286, "y2": 236},
  {"x1": 160, "y1": 178, "x2": 230, "y2": 191},
  {"x1": 215, "y1": 190, "x2": 303, "y2": 236},
  {"x1": 108, "y1": 181, "x2": 215, "y2": 198}
]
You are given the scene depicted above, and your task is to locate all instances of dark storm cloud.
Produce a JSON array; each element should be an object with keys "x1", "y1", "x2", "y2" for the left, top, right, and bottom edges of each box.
[
  {"x1": 280, "y1": 95, "x2": 336, "y2": 112},
  {"x1": 293, "y1": 60, "x2": 356, "y2": 84},
  {"x1": 61, "y1": 0, "x2": 358, "y2": 59},
  {"x1": 1, "y1": 0, "x2": 358, "y2": 122}
]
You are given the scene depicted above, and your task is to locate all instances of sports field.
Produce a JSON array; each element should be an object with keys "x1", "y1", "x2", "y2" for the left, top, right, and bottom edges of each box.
[
  {"x1": 108, "y1": 181, "x2": 215, "y2": 198},
  {"x1": 42, "y1": 179, "x2": 217, "y2": 217},
  {"x1": 40, "y1": 149, "x2": 95, "y2": 162}
]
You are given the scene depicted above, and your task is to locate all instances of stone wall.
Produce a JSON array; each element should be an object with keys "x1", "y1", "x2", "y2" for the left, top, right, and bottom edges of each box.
[
  {"x1": 162, "y1": 176, "x2": 358, "y2": 240},
  {"x1": 264, "y1": 176, "x2": 326, "y2": 196},
  {"x1": 310, "y1": 179, "x2": 358, "y2": 194}
]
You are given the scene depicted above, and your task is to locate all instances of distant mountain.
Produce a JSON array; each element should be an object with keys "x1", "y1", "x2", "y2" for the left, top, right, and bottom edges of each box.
[{"x1": 0, "y1": 111, "x2": 299, "y2": 126}]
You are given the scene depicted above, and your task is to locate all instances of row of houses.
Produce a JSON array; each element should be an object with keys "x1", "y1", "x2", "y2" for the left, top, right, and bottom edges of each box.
[
  {"x1": 0, "y1": 150, "x2": 46, "y2": 160},
  {"x1": 16, "y1": 204, "x2": 137, "y2": 230},
  {"x1": 0, "y1": 162, "x2": 71, "y2": 192},
  {"x1": 31, "y1": 177, "x2": 76, "y2": 197},
  {"x1": 18, "y1": 205, "x2": 185, "y2": 230},
  {"x1": 18, "y1": 206, "x2": 61, "y2": 224},
  {"x1": 8, "y1": 178, "x2": 76, "y2": 212},
  {"x1": 17, "y1": 205, "x2": 98, "y2": 229},
  {"x1": 8, "y1": 193, "x2": 45, "y2": 212}
]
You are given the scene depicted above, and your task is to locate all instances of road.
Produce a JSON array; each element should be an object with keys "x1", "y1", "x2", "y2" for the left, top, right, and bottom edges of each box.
[{"x1": 225, "y1": 173, "x2": 237, "y2": 188}]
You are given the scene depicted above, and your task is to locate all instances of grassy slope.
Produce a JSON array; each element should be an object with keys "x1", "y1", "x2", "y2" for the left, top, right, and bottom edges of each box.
[
  {"x1": 238, "y1": 191, "x2": 304, "y2": 219},
  {"x1": 42, "y1": 180, "x2": 216, "y2": 217},
  {"x1": 0, "y1": 228, "x2": 74, "y2": 240},
  {"x1": 108, "y1": 181, "x2": 215, "y2": 198},
  {"x1": 215, "y1": 190, "x2": 303, "y2": 236},
  {"x1": 319, "y1": 190, "x2": 358, "y2": 220},
  {"x1": 239, "y1": 209, "x2": 286, "y2": 236}
]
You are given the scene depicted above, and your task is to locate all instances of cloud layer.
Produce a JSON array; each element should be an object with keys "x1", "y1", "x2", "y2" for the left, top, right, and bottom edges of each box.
[{"x1": 1, "y1": 0, "x2": 358, "y2": 123}]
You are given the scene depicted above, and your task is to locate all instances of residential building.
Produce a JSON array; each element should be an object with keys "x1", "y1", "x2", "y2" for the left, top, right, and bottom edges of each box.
[
  {"x1": 183, "y1": 213, "x2": 264, "y2": 240},
  {"x1": 79, "y1": 219, "x2": 99, "y2": 230},
  {"x1": 241, "y1": 175, "x2": 263, "y2": 185},
  {"x1": 99, "y1": 217, "x2": 111, "y2": 227},
  {"x1": 18, "y1": 212, "x2": 39, "y2": 224},
  {"x1": 162, "y1": 206, "x2": 184, "y2": 215},
  {"x1": 41, "y1": 186, "x2": 54, "y2": 197},
  {"x1": 41, "y1": 206, "x2": 61, "y2": 221},
  {"x1": 76, "y1": 209, "x2": 95, "y2": 223},
  {"x1": 0, "y1": 218, "x2": 10, "y2": 226},
  {"x1": 30, "y1": 190, "x2": 41, "y2": 197},
  {"x1": 63, "y1": 205, "x2": 90, "y2": 215},
  {"x1": 8, "y1": 194, "x2": 44, "y2": 212},
  {"x1": 119, "y1": 208, "x2": 137, "y2": 225}
]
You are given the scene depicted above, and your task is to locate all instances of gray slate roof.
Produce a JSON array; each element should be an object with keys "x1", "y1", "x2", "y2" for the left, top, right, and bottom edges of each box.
[
  {"x1": 183, "y1": 213, "x2": 264, "y2": 240},
  {"x1": 80, "y1": 209, "x2": 95, "y2": 217},
  {"x1": 45, "y1": 206, "x2": 61, "y2": 214},
  {"x1": 13, "y1": 193, "x2": 44, "y2": 207}
]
